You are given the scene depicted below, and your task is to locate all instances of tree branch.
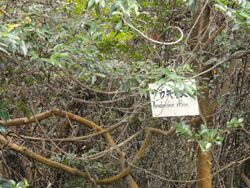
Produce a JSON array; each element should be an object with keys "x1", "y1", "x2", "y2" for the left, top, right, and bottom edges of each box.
[
  {"x1": 191, "y1": 50, "x2": 250, "y2": 79},
  {"x1": 0, "y1": 135, "x2": 88, "y2": 178}
]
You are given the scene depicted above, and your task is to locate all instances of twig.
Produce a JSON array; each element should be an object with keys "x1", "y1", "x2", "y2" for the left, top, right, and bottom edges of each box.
[
  {"x1": 20, "y1": 120, "x2": 126, "y2": 142},
  {"x1": 80, "y1": 129, "x2": 143, "y2": 161},
  {"x1": 96, "y1": 130, "x2": 152, "y2": 184},
  {"x1": 70, "y1": 94, "x2": 136, "y2": 104},
  {"x1": 0, "y1": 8, "x2": 12, "y2": 19},
  {"x1": 191, "y1": 50, "x2": 250, "y2": 79},
  {"x1": 62, "y1": 68, "x2": 129, "y2": 95},
  {"x1": 126, "y1": 155, "x2": 250, "y2": 184},
  {"x1": 202, "y1": 24, "x2": 226, "y2": 50},
  {"x1": 185, "y1": 0, "x2": 210, "y2": 44}
]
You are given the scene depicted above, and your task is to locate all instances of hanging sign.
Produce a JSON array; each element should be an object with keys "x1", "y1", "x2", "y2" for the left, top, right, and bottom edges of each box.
[{"x1": 149, "y1": 80, "x2": 199, "y2": 117}]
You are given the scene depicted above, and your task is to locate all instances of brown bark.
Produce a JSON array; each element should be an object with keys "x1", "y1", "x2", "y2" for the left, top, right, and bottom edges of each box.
[
  {"x1": 196, "y1": 150, "x2": 212, "y2": 188},
  {"x1": 188, "y1": 1, "x2": 214, "y2": 187},
  {"x1": 0, "y1": 135, "x2": 89, "y2": 178},
  {"x1": 127, "y1": 175, "x2": 139, "y2": 188},
  {"x1": 0, "y1": 160, "x2": 3, "y2": 177}
]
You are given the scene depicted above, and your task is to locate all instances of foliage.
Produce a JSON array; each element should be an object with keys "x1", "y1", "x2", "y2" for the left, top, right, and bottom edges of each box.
[
  {"x1": 195, "y1": 126, "x2": 223, "y2": 152},
  {"x1": 175, "y1": 118, "x2": 246, "y2": 152},
  {"x1": 227, "y1": 117, "x2": 244, "y2": 128},
  {"x1": 0, "y1": 24, "x2": 27, "y2": 55},
  {"x1": 175, "y1": 122, "x2": 223, "y2": 152},
  {"x1": 87, "y1": 0, "x2": 140, "y2": 17},
  {"x1": 214, "y1": 0, "x2": 250, "y2": 29},
  {"x1": 0, "y1": 0, "x2": 249, "y2": 187},
  {"x1": 0, "y1": 101, "x2": 9, "y2": 121},
  {"x1": 183, "y1": 0, "x2": 195, "y2": 7},
  {"x1": 6, "y1": 179, "x2": 29, "y2": 188}
]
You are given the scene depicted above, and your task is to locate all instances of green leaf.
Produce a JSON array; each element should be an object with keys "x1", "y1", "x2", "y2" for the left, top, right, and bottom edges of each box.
[
  {"x1": 99, "y1": 0, "x2": 105, "y2": 8},
  {"x1": 115, "y1": 20, "x2": 123, "y2": 31},
  {"x1": 174, "y1": 122, "x2": 193, "y2": 137},
  {"x1": 8, "y1": 179, "x2": 16, "y2": 186},
  {"x1": 0, "y1": 109, "x2": 9, "y2": 120},
  {"x1": 183, "y1": 0, "x2": 195, "y2": 7},
  {"x1": 21, "y1": 40, "x2": 28, "y2": 56},
  {"x1": 238, "y1": 118, "x2": 244, "y2": 123},
  {"x1": 95, "y1": 73, "x2": 106, "y2": 78},
  {"x1": 198, "y1": 141, "x2": 206, "y2": 152},
  {"x1": 200, "y1": 127, "x2": 209, "y2": 135},
  {"x1": 87, "y1": 0, "x2": 95, "y2": 9},
  {"x1": 95, "y1": 4, "x2": 101, "y2": 16},
  {"x1": 0, "y1": 42, "x2": 8, "y2": 53},
  {"x1": 91, "y1": 75, "x2": 97, "y2": 84},
  {"x1": 227, "y1": 117, "x2": 244, "y2": 128},
  {"x1": 0, "y1": 46, "x2": 8, "y2": 53},
  {"x1": 0, "y1": 125, "x2": 6, "y2": 133},
  {"x1": 205, "y1": 142, "x2": 212, "y2": 150}
]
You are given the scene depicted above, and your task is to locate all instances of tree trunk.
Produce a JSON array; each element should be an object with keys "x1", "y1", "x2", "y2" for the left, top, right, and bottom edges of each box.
[
  {"x1": 188, "y1": 0, "x2": 213, "y2": 187},
  {"x1": 196, "y1": 149, "x2": 212, "y2": 188}
]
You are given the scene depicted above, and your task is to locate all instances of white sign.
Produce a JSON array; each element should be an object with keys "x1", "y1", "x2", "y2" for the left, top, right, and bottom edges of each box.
[{"x1": 149, "y1": 80, "x2": 199, "y2": 117}]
